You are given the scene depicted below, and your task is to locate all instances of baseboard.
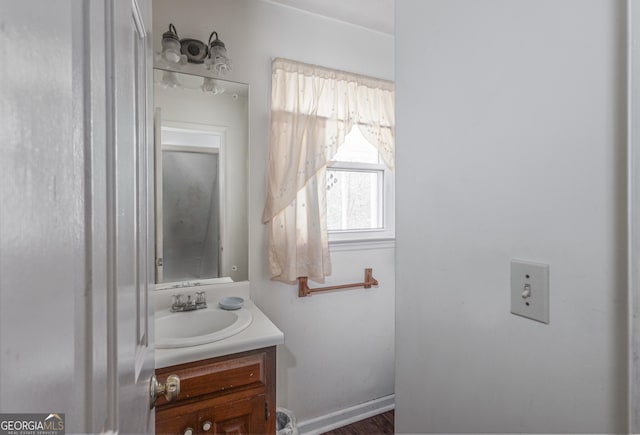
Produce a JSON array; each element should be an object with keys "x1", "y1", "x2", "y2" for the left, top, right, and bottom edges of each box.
[{"x1": 297, "y1": 394, "x2": 395, "y2": 435}]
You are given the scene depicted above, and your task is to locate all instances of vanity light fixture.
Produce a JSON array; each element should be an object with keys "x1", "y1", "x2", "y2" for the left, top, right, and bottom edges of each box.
[{"x1": 157, "y1": 24, "x2": 231, "y2": 75}]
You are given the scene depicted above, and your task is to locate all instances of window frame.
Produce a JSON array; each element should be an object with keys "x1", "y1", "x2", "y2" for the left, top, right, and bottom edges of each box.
[{"x1": 326, "y1": 158, "x2": 395, "y2": 244}]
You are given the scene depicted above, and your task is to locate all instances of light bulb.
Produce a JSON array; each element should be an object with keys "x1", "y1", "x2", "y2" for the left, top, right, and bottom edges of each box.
[
  {"x1": 205, "y1": 32, "x2": 232, "y2": 74},
  {"x1": 160, "y1": 24, "x2": 187, "y2": 65}
]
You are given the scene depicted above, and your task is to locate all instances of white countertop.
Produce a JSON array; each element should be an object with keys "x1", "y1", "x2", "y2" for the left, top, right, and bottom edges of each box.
[{"x1": 155, "y1": 285, "x2": 284, "y2": 369}]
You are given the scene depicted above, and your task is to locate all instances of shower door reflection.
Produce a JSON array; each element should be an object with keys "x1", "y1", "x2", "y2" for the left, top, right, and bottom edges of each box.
[
  {"x1": 162, "y1": 149, "x2": 220, "y2": 282},
  {"x1": 156, "y1": 124, "x2": 228, "y2": 285}
]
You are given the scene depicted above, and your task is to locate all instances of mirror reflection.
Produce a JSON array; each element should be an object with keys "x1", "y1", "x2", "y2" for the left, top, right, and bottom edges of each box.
[{"x1": 153, "y1": 69, "x2": 248, "y2": 288}]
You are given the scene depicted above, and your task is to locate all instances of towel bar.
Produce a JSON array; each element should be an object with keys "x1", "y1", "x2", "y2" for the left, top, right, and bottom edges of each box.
[{"x1": 298, "y1": 268, "x2": 379, "y2": 297}]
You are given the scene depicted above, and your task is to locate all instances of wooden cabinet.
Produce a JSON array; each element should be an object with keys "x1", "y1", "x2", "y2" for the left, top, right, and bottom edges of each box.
[{"x1": 155, "y1": 346, "x2": 276, "y2": 435}]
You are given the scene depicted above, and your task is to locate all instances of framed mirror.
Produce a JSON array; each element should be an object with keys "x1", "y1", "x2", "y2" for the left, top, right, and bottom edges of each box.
[{"x1": 153, "y1": 68, "x2": 248, "y2": 289}]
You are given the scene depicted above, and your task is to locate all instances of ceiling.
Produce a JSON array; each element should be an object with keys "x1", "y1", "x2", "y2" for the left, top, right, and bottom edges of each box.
[{"x1": 267, "y1": 0, "x2": 395, "y2": 35}]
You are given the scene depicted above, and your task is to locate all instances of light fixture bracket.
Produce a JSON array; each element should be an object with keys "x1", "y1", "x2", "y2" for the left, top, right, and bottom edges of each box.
[{"x1": 180, "y1": 38, "x2": 208, "y2": 64}]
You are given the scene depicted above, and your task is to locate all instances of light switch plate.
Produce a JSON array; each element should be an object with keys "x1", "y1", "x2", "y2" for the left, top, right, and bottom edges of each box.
[{"x1": 511, "y1": 260, "x2": 549, "y2": 324}]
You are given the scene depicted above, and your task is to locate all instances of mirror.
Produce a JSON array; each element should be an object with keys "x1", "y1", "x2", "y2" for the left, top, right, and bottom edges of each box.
[{"x1": 153, "y1": 68, "x2": 248, "y2": 289}]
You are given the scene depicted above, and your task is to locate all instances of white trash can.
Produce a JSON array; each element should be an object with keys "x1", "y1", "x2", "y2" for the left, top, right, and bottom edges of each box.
[{"x1": 276, "y1": 407, "x2": 298, "y2": 435}]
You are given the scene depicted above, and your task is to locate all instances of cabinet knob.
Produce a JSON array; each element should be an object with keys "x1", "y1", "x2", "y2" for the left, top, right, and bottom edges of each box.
[
  {"x1": 183, "y1": 427, "x2": 194, "y2": 435},
  {"x1": 202, "y1": 420, "x2": 212, "y2": 431}
]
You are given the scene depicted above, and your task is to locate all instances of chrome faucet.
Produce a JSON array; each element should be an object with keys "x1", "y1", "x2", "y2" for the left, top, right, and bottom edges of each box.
[{"x1": 171, "y1": 291, "x2": 207, "y2": 312}]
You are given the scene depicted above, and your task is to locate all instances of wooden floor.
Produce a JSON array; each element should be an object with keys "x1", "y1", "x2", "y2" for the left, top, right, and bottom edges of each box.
[{"x1": 321, "y1": 410, "x2": 394, "y2": 435}]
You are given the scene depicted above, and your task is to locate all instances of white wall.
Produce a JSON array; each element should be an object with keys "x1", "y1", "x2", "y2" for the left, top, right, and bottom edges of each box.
[
  {"x1": 153, "y1": 0, "x2": 396, "y2": 423},
  {"x1": 395, "y1": 0, "x2": 627, "y2": 433}
]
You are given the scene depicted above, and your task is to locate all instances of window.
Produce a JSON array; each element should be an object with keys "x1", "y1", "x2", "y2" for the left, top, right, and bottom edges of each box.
[
  {"x1": 326, "y1": 126, "x2": 395, "y2": 243},
  {"x1": 264, "y1": 58, "x2": 394, "y2": 281}
]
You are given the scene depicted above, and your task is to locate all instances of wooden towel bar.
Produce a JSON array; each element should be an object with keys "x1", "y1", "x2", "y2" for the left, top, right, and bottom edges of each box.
[{"x1": 298, "y1": 268, "x2": 379, "y2": 297}]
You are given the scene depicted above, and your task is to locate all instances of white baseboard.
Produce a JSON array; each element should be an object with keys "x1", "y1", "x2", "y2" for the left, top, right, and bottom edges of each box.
[{"x1": 297, "y1": 394, "x2": 395, "y2": 435}]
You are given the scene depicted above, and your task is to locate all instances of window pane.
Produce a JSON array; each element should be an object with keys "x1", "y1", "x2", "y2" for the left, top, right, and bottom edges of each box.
[
  {"x1": 326, "y1": 169, "x2": 382, "y2": 231},
  {"x1": 332, "y1": 126, "x2": 380, "y2": 164}
]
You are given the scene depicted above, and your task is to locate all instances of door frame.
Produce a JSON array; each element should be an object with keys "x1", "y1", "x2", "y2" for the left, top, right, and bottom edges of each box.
[{"x1": 628, "y1": 1, "x2": 640, "y2": 432}]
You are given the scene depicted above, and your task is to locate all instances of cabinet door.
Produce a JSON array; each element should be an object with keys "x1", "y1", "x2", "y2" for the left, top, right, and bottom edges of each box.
[
  {"x1": 198, "y1": 395, "x2": 266, "y2": 435},
  {"x1": 156, "y1": 408, "x2": 198, "y2": 435}
]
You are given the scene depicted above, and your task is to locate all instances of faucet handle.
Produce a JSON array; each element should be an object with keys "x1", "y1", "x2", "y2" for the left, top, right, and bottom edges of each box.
[{"x1": 170, "y1": 294, "x2": 185, "y2": 312}]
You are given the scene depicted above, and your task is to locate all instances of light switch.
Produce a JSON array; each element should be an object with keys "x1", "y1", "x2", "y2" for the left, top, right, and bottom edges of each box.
[{"x1": 510, "y1": 260, "x2": 549, "y2": 324}]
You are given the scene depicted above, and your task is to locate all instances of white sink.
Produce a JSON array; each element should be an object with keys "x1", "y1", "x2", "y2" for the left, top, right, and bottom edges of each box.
[{"x1": 156, "y1": 307, "x2": 253, "y2": 349}]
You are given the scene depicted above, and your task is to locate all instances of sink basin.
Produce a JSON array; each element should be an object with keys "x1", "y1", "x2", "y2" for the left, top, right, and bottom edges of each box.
[{"x1": 156, "y1": 307, "x2": 252, "y2": 349}]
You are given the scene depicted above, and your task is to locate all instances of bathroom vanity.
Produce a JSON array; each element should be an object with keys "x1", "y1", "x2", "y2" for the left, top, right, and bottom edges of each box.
[
  {"x1": 155, "y1": 346, "x2": 276, "y2": 435},
  {"x1": 152, "y1": 66, "x2": 278, "y2": 434},
  {"x1": 154, "y1": 289, "x2": 283, "y2": 435}
]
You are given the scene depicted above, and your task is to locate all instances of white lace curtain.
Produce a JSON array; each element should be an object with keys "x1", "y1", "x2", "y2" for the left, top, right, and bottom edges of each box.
[{"x1": 263, "y1": 58, "x2": 395, "y2": 283}]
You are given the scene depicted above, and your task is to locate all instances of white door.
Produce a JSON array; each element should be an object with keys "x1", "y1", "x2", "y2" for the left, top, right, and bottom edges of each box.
[
  {"x1": 109, "y1": 0, "x2": 156, "y2": 433},
  {"x1": 0, "y1": 0, "x2": 155, "y2": 433}
]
